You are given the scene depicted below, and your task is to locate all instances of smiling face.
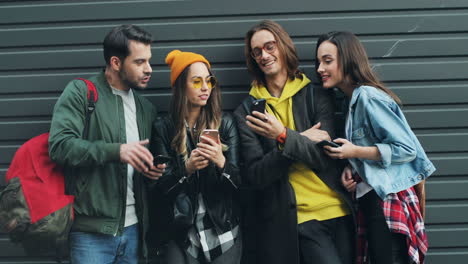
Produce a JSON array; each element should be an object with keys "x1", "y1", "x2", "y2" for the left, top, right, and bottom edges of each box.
[
  {"x1": 118, "y1": 40, "x2": 152, "y2": 90},
  {"x1": 316, "y1": 40, "x2": 344, "y2": 89},
  {"x1": 250, "y1": 30, "x2": 287, "y2": 81},
  {"x1": 185, "y1": 62, "x2": 213, "y2": 109}
]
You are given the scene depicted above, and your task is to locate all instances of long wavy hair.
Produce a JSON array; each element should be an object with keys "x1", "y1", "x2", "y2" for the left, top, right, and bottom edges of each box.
[
  {"x1": 170, "y1": 63, "x2": 222, "y2": 158},
  {"x1": 315, "y1": 31, "x2": 401, "y2": 104},
  {"x1": 244, "y1": 20, "x2": 303, "y2": 87}
]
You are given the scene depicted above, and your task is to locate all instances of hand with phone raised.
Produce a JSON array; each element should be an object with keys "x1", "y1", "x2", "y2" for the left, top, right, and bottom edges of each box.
[
  {"x1": 246, "y1": 99, "x2": 285, "y2": 140},
  {"x1": 196, "y1": 129, "x2": 226, "y2": 169},
  {"x1": 250, "y1": 98, "x2": 266, "y2": 116}
]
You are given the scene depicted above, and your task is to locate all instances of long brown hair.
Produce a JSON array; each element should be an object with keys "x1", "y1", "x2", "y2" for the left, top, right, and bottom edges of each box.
[
  {"x1": 244, "y1": 20, "x2": 302, "y2": 87},
  {"x1": 170, "y1": 63, "x2": 222, "y2": 158},
  {"x1": 315, "y1": 31, "x2": 401, "y2": 104}
]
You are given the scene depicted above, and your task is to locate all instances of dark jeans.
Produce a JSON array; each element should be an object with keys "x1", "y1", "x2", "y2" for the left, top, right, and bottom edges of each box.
[
  {"x1": 359, "y1": 191, "x2": 410, "y2": 264},
  {"x1": 297, "y1": 215, "x2": 355, "y2": 264}
]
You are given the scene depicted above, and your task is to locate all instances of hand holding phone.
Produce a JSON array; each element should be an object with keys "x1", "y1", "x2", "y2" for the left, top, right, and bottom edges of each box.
[
  {"x1": 250, "y1": 98, "x2": 266, "y2": 115},
  {"x1": 200, "y1": 129, "x2": 219, "y2": 144},
  {"x1": 317, "y1": 140, "x2": 342, "y2": 148},
  {"x1": 153, "y1": 155, "x2": 171, "y2": 165}
]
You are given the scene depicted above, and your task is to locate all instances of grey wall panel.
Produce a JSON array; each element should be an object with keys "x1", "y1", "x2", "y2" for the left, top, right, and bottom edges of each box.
[
  {"x1": 431, "y1": 157, "x2": 468, "y2": 176},
  {"x1": 427, "y1": 178, "x2": 468, "y2": 200},
  {"x1": 393, "y1": 84, "x2": 468, "y2": 105},
  {"x1": 3, "y1": 37, "x2": 468, "y2": 71},
  {"x1": 418, "y1": 133, "x2": 468, "y2": 152},
  {"x1": 3, "y1": 11, "x2": 468, "y2": 48},
  {"x1": 2, "y1": 0, "x2": 467, "y2": 25},
  {"x1": 427, "y1": 251, "x2": 468, "y2": 263},
  {"x1": 426, "y1": 202, "x2": 468, "y2": 224},
  {"x1": 426, "y1": 226, "x2": 468, "y2": 247},
  {"x1": 0, "y1": 0, "x2": 467, "y2": 263},
  {"x1": 0, "y1": 121, "x2": 50, "y2": 140}
]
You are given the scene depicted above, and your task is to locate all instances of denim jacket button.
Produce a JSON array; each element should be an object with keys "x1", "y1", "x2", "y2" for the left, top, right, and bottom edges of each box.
[{"x1": 417, "y1": 174, "x2": 423, "y2": 180}]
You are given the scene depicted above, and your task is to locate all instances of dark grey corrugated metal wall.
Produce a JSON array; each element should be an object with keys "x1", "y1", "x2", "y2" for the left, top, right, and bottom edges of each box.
[{"x1": 1, "y1": 0, "x2": 467, "y2": 263}]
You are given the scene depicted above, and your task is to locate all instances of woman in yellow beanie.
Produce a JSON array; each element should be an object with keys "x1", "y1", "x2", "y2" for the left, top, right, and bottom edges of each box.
[{"x1": 151, "y1": 50, "x2": 242, "y2": 263}]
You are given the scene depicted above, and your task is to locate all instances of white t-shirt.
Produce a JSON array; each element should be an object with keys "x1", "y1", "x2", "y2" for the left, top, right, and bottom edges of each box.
[{"x1": 112, "y1": 87, "x2": 139, "y2": 227}]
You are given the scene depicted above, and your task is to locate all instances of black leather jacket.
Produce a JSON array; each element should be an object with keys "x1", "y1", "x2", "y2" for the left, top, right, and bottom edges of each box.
[{"x1": 150, "y1": 112, "x2": 241, "y2": 237}]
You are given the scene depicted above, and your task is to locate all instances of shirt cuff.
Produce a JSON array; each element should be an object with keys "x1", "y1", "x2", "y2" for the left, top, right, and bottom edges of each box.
[{"x1": 375, "y1": 143, "x2": 392, "y2": 168}]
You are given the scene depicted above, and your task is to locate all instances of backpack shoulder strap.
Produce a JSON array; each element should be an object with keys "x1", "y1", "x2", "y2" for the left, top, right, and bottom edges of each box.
[
  {"x1": 306, "y1": 83, "x2": 315, "y2": 125},
  {"x1": 75, "y1": 77, "x2": 98, "y2": 111},
  {"x1": 75, "y1": 78, "x2": 98, "y2": 139}
]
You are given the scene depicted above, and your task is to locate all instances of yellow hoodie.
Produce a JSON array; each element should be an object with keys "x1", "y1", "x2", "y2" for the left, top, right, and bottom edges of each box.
[{"x1": 249, "y1": 75, "x2": 348, "y2": 224}]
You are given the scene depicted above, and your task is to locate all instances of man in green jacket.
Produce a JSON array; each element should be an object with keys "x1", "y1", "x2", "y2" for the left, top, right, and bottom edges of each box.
[{"x1": 49, "y1": 24, "x2": 165, "y2": 264}]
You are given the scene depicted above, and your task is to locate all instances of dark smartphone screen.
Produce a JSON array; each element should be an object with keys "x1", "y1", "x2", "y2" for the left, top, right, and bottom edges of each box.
[
  {"x1": 317, "y1": 140, "x2": 342, "y2": 148},
  {"x1": 250, "y1": 98, "x2": 266, "y2": 115},
  {"x1": 154, "y1": 155, "x2": 171, "y2": 165}
]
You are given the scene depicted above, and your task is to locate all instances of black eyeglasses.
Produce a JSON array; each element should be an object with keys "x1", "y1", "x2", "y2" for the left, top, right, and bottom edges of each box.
[{"x1": 250, "y1": 41, "x2": 277, "y2": 59}]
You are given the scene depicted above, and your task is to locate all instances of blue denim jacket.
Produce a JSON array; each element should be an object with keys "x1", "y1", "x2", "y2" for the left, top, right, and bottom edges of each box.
[{"x1": 345, "y1": 85, "x2": 435, "y2": 199}]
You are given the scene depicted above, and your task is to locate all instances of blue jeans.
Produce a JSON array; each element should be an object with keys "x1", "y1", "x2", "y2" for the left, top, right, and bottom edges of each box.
[{"x1": 69, "y1": 224, "x2": 139, "y2": 264}]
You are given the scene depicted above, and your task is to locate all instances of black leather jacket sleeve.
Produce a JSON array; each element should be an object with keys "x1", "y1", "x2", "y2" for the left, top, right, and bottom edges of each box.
[
  {"x1": 149, "y1": 117, "x2": 184, "y2": 196},
  {"x1": 217, "y1": 113, "x2": 241, "y2": 188}
]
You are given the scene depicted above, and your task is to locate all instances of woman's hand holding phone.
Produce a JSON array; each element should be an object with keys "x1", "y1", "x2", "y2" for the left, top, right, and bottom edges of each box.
[
  {"x1": 197, "y1": 131, "x2": 225, "y2": 169},
  {"x1": 185, "y1": 149, "x2": 210, "y2": 175},
  {"x1": 323, "y1": 138, "x2": 357, "y2": 160}
]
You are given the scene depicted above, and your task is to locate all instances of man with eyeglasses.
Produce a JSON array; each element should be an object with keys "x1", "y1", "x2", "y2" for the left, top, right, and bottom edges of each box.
[{"x1": 234, "y1": 20, "x2": 356, "y2": 264}]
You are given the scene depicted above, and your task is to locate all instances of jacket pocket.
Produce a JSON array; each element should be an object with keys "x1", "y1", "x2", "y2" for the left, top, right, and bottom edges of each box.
[
  {"x1": 67, "y1": 168, "x2": 91, "y2": 199},
  {"x1": 351, "y1": 127, "x2": 368, "y2": 139}
]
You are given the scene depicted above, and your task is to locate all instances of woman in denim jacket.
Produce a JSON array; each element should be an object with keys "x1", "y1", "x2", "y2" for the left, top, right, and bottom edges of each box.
[{"x1": 315, "y1": 31, "x2": 435, "y2": 264}]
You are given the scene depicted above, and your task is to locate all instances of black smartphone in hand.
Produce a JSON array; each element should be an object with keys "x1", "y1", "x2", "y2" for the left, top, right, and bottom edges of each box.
[
  {"x1": 250, "y1": 98, "x2": 266, "y2": 115},
  {"x1": 154, "y1": 155, "x2": 171, "y2": 165},
  {"x1": 317, "y1": 140, "x2": 342, "y2": 148}
]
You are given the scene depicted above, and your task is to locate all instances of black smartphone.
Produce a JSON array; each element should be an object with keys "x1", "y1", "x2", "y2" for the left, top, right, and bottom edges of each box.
[
  {"x1": 250, "y1": 98, "x2": 266, "y2": 115},
  {"x1": 154, "y1": 155, "x2": 171, "y2": 165},
  {"x1": 317, "y1": 140, "x2": 342, "y2": 148}
]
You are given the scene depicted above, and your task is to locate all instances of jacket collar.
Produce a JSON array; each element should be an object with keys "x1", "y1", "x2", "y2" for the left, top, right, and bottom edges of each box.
[{"x1": 348, "y1": 85, "x2": 364, "y2": 109}]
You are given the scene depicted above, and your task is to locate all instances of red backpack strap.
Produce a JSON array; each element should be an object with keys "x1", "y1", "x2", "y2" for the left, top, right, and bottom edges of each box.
[
  {"x1": 75, "y1": 78, "x2": 98, "y2": 138},
  {"x1": 75, "y1": 78, "x2": 98, "y2": 104}
]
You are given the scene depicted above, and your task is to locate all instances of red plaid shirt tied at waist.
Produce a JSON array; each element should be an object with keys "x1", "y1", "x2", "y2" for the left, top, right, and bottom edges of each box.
[{"x1": 356, "y1": 187, "x2": 428, "y2": 264}]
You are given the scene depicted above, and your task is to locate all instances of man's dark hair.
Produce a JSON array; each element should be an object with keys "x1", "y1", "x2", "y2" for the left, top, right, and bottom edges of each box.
[{"x1": 103, "y1": 24, "x2": 152, "y2": 65}]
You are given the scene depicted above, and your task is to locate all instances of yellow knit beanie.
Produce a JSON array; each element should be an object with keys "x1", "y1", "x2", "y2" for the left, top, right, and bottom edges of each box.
[{"x1": 165, "y1": 50, "x2": 211, "y2": 86}]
